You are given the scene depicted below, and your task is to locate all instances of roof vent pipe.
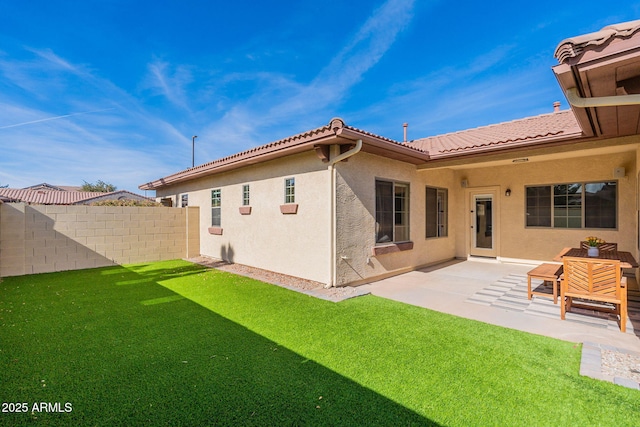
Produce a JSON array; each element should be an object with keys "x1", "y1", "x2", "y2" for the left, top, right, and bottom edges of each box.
[
  {"x1": 403, "y1": 123, "x2": 408, "y2": 142},
  {"x1": 553, "y1": 101, "x2": 561, "y2": 112},
  {"x1": 565, "y1": 87, "x2": 640, "y2": 108}
]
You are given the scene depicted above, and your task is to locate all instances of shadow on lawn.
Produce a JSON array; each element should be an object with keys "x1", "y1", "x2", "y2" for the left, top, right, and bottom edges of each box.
[{"x1": 1, "y1": 262, "x2": 439, "y2": 426}]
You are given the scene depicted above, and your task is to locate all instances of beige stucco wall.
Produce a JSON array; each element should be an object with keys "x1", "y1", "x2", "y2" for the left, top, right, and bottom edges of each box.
[
  {"x1": 449, "y1": 149, "x2": 638, "y2": 262},
  {"x1": 336, "y1": 146, "x2": 638, "y2": 285},
  {"x1": 155, "y1": 151, "x2": 332, "y2": 284},
  {"x1": 0, "y1": 204, "x2": 199, "y2": 277},
  {"x1": 151, "y1": 141, "x2": 640, "y2": 287},
  {"x1": 334, "y1": 152, "x2": 457, "y2": 286}
]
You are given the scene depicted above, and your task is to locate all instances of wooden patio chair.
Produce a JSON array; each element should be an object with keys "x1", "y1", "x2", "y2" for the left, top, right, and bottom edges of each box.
[
  {"x1": 579, "y1": 241, "x2": 618, "y2": 251},
  {"x1": 560, "y1": 256, "x2": 627, "y2": 332}
]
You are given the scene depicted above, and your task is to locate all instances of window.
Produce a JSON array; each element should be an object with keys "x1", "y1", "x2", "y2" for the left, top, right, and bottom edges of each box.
[
  {"x1": 525, "y1": 186, "x2": 551, "y2": 227},
  {"x1": 584, "y1": 182, "x2": 617, "y2": 228},
  {"x1": 242, "y1": 185, "x2": 250, "y2": 206},
  {"x1": 426, "y1": 187, "x2": 447, "y2": 238},
  {"x1": 525, "y1": 182, "x2": 616, "y2": 229},
  {"x1": 181, "y1": 194, "x2": 188, "y2": 208},
  {"x1": 211, "y1": 189, "x2": 221, "y2": 227},
  {"x1": 284, "y1": 178, "x2": 295, "y2": 203},
  {"x1": 553, "y1": 184, "x2": 582, "y2": 228},
  {"x1": 375, "y1": 180, "x2": 409, "y2": 243}
]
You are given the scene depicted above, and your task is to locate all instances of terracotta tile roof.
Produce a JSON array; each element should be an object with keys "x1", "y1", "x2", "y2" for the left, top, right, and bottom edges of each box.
[
  {"x1": 554, "y1": 20, "x2": 640, "y2": 63},
  {"x1": 22, "y1": 183, "x2": 83, "y2": 192},
  {"x1": 0, "y1": 189, "x2": 150, "y2": 205},
  {"x1": 406, "y1": 110, "x2": 583, "y2": 158},
  {"x1": 140, "y1": 118, "x2": 428, "y2": 190},
  {"x1": 76, "y1": 190, "x2": 154, "y2": 204},
  {"x1": 140, "y1": 111, "x2": 588, "y2": 191},
  {"x1": 138, "y1": 123, "x2": 337, "y2": 191}
]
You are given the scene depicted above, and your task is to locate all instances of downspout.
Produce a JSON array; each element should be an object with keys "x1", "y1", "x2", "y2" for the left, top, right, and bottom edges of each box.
[
  {"x1": 326, "y1": 139, "x2": 362, "y2": 288},
  {"x1": 565, "y1": 87, "x2": 640, "y2": 107}
]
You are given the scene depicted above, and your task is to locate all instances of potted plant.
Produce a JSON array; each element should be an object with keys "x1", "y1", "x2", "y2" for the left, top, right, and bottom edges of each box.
[{"x1": 585, "y1": 236, "x2": 604, "y2": 257}]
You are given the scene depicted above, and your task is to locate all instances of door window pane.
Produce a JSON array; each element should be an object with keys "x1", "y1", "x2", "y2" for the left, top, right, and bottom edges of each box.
[{"x1": 475, "y1": 197, "x2": 492, "y2": 249}]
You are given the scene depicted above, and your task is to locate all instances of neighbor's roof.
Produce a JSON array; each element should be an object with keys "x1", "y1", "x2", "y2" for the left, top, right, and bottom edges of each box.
[
  {"x1": 406, "y1": 109, "x2": 583, "y2": 159},
  {"x1": 554, "y1": 19, "x2": 640, "y2": 63},
  {"x1": 22, "y1": 183, "x2": 84, "y2": 192},
  {"x1": 0, "y1": 188, "x2": 150, "y2": 205}
]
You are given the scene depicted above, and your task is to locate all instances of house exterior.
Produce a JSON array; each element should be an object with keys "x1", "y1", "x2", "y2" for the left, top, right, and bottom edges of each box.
[{"x1": 140, "y1": 20, "x2": 640, "y2": 287}]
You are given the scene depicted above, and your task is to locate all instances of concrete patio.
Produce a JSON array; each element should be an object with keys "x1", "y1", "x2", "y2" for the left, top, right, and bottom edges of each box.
[{"x1": 359, "y1": 258, "x2": 640, "y2": 353}]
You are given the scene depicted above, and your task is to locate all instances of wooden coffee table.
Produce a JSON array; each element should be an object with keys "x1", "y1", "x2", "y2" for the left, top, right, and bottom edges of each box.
[{"x1": 527, "y1": 263, "x2": 563, "y2": 304}]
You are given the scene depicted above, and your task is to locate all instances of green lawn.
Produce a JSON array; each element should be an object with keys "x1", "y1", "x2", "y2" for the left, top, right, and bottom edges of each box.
[{"x1": 1, "y1": 260, "x2": 638, "y2": 426}]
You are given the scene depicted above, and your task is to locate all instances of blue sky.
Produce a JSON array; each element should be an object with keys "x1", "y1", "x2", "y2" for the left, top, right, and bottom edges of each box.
[{"x1": 1, "y1": 1, "x2": 639, "y2": 194}]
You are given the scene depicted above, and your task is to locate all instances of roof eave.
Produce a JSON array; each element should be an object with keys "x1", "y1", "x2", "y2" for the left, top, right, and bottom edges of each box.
[
  {"x1": 336, "y1": 127, "x2": 430, "y2": 165},
  {"x1": 553, "y1": 20, "x2": 640, "y2": 139},
  {"x1": 139, "y1": 127, "x2": 339, "y2": 191},
  {"x1": 420, "y1": 131, "x2": 585, "y2": 164},
  {"x1": 139, "y1": 120, "x2": 431, "y2": 191}
]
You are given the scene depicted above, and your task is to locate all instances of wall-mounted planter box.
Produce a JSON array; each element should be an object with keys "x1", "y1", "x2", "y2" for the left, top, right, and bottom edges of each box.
[
  {"x1": 239, "y1": 206, "x2": 252, "y2": 215},
  {"x1": 371, "y1": 241, "x2": 414, "y2": 256},
  {"x1": 280, "y1": 204, "x2": 298, "y2": 214},
  {"x1": 208, "y1": 227, "x2": 223, "y2": 235}
]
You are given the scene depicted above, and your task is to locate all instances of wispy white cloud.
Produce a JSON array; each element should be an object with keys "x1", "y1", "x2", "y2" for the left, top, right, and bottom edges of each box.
[
  {"x1": 316, "y1": 0, "x2": 415, "y2": 90},
  {"x1": 142, "y1": 60, "x2": 194, "y2": 111},
  {"x1": 195, "y1": 0, "x2": 416, "y2": 154},
  {"x1": 0, "y1": 47, "x2": 189, "y2": 191},
  {"x1": 0, "y1": 108, "x2": 115, "y2": 129}
]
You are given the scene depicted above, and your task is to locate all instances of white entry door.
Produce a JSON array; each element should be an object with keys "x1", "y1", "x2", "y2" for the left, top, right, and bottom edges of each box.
[{"x1": 470, "y1": 193, "x2": 497, "y2": 257}]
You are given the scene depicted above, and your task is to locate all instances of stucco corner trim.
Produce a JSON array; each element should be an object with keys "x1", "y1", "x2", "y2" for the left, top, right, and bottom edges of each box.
[
  {"x1": 239, "y1": 206, "x2": 252, "y2": 215},
  {"x1": 371, "y1": 241, "x2": 414, "y2": 256},
  {"x1": 280, "y1": 204, "x2": 298, "y2": 214},
  {"x1": 208, "y1": 227, "x2": 223, "y2": 235}
]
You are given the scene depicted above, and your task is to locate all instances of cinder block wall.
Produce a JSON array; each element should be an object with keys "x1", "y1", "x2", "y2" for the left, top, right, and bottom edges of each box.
[{"x1": 0, "y1": 204, "x2": 200, "y2": 277}]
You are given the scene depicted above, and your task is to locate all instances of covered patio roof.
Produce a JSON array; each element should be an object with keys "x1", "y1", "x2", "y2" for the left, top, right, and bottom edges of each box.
[{"x1": 553, "y1": 20, "x2": 640, "y2": 139}]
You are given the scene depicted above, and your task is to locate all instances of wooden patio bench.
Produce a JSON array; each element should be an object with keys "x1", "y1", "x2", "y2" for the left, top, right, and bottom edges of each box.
[
  {"x1": 560, "y1": 256, "x2": 627, "y2": 332},
  {"x1": 527, "y1": 263, "x2": 563, "y2": 304}
]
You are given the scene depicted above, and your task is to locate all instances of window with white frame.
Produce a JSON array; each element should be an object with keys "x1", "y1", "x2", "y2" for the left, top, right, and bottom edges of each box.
[
  {"x1": 525, "y1": 181, "x2": 617, "y2": 229},
  {"x1": 426, "y1": 187, "x2": 447, "y2": 238},
  {"x1": 284, "y1": 178, "x2": 295, "y2": 203},
  {"x1": 375, "y1": 180, "x2": 409, "y2": 243},
  {"x1": 211, "y1": 189, "x2": 221, "y2": 227},
  {"x1": 242, "y1": 184, "x2": 250, "y2": 206}
]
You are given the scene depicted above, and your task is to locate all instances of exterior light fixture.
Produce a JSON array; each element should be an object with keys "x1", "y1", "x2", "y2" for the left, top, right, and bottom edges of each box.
[{"x1": 505, "y1": 188, "x2": 511, "y2": 197}]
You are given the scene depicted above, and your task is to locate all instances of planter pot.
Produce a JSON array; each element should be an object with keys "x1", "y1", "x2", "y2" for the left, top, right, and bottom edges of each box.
[{"x1": 587, "y1": 247, "x2": 599, "y2": 257}]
